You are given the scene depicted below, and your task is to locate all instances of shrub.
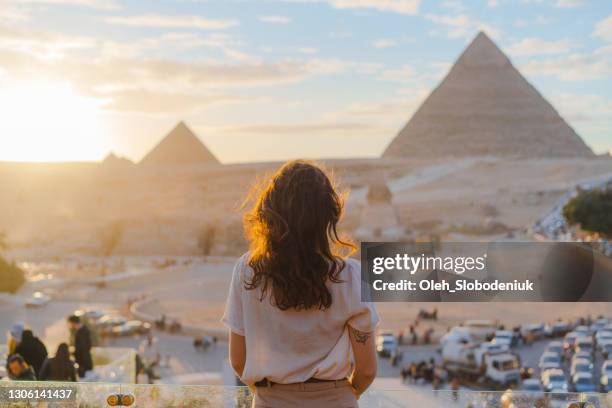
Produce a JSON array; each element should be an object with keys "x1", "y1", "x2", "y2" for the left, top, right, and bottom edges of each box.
[
  {"x1": 0, "y1": 256, "x2": 25, "y2": 293},
  {"x1": 563, "y1": 188, "x2": 612, "y2": 238}
]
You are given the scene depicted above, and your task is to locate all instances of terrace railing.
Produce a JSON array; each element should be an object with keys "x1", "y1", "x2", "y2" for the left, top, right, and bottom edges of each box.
[{"x1": 0, "y1": 382, "x2": 610, "y2": 408}]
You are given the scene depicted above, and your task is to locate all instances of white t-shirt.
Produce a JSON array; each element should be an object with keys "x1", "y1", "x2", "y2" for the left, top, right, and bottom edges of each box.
[{"x1": 221, "y1": 253, "x2": 379, "y2": 386}]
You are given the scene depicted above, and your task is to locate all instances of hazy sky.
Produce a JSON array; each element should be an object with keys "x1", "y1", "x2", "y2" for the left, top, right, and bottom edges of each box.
[{"x1": 0, "y1": 0, "x2": 610, "y2": 163}]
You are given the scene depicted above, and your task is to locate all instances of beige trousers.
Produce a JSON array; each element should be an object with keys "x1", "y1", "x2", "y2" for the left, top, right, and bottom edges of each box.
[{"x1": 252, "y1": 379, "x2": 358, "y2": 408}]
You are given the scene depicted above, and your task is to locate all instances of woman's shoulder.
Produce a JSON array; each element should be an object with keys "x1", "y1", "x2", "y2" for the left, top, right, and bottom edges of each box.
[
  {"x1": 338, "y1": 257, "x2": 361, "y2": 282},
  {"x1": 234, "y1": 252, "x2": 253, "y2": 280}
]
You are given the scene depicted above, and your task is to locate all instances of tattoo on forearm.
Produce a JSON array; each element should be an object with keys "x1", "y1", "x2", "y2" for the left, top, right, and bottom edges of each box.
[{"x1": 350, "y1": 327, "x2": 372, "y2": 344}]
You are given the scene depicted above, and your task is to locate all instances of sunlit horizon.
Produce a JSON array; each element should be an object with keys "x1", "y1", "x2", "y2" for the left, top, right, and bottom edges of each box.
[{"x1": 0, "y1": 0, "x2": 611, "y2": 163}]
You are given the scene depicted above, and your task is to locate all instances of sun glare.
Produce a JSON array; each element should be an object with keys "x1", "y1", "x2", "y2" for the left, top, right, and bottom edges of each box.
[{"x1": 0, "y1": 81, "x2": 108, "y2": 162}]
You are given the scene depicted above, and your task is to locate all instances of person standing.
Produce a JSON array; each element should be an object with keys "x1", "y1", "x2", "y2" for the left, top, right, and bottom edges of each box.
[
  {"x1": 67, "y1": 315, "x2": 93, "y2": 378},
  {"x1": 13, "y1": 329, "x2": 48, "y2": 377},
  {"x1": 222, "y1": 160, "x2": 378, "y2": 408},
  {"x1": 39, "y1": 343, "x2": 76, "y2": 382},
  {"x1": 7, "y1": 322, "x2": 24, "y2": 356}
]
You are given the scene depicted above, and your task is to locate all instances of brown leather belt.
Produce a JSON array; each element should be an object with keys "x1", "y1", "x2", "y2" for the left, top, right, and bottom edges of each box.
[{"x1": 255, "y1": 377, "x2": 346, "y2": 387}]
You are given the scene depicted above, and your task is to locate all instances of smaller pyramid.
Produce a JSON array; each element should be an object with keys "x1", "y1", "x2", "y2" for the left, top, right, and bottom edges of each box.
[
  {"x1": 140, "y1": 121, "x2": 219, "y2": 165},
  {"x1": 102, "y1": 152, "x2": 133, "y2": 166}
]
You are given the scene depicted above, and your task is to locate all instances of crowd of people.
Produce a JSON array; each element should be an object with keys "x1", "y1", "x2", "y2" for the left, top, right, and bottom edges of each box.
[{"x1": 3, "y1": 314, "x2": 93, "y2": 382}]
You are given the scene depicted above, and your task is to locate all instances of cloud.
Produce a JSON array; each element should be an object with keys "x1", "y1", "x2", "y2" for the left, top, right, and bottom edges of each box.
[
  {"x1": 378, "y1": 64, "x2": 414, "y2": 82},
  {"x1": 294, "y1": 47, "x2": 318, "y2": 54},
  {"x1": 426, "y1": 14, "x2": 501, "y2": 39},
  {"x1": 104, "y1": 14, "x2": 239, "y2": 30},
  {"x1": 507, "y1": 38, "x2": 575, "y2": 56},
  {"x1": 326, "y1": 0, "x2": 420, "y2": 15},
  {"x1": 257, "y1": 15, "x2": 292, "y2": 24},
  {"x1": 16, "y1": 0, "x2": 120, "y2": 10},
  {"x1": 554, "y1": 0, "x2": 583, "y2": 8},
  {"x1": 211, "y1": 122, "x2": 387, "y2": 137},
  {"x1": 102, "y1": 89, "x2": 259, "y2": 114},
  {"x1": 594, "y1": 15, "x2": 612, "y2": 42},
  {"x1": 521, "y1": 47, "x2": 612, "y2": 80},
  {"x1": 0, "y1": 25, "x2": 96, "y2": 60},
  {"x1": 371, "y1": 38, "x2": 397, "y2": 48}
]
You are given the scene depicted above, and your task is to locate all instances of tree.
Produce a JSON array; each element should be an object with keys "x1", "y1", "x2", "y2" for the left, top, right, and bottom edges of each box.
[
  {"x1": 0, "y1": 232, "x2": 25, "y2": 293},
  {"x1": 197, "y1": 225, "x2": 217, "y2": 257},
  {"x1": 99, "y1": 221, "x2": 125, "y2": 257},
  {"x1": 563, "y1": 188, "x2": 612, "y2": 238},
  {"x1": 97, "y1": 221, "x2": 125, "y2": 286}
]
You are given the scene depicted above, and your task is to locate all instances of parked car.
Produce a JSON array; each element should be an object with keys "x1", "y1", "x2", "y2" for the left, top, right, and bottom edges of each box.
[
  {"x1": 25, "y1": 291, "x2": 51, "y2": 308},
  {"x1": 573, "y1": 351, "x2": 593, "y2": 364},
  {"x1": 440, "y1": 326, "x2": 473, "y2": 348},
  {"x1": 575, "y1": 337, "x2": 594, "y2": 355},
  {"x1": 570, "y1": 358, "x2": 593, "y2": 377},
  {"x1": 571, "y1": 372, "x2": 597, "y2": 393},
  {"x1": 574, "y1": 325, "x2": 591, "y2": 337},
  {"x1": 96, "y1": 315, "x2": 128, "y2": 334},
  {"x1": 595, "y1": 330, "x2": 612, "y2": 345},
  {"x1": 376, "y1": 332, "x2": 398, "y2": 358},
  {"x1": 75, "y1": 308, "x2": 106, "y2": 322},
  {"x1": 546, "y1": 321, "x2": 570, "y2": 337},
  {"x1": 539, "y1": 352, "x2": 562, "y2": 371},
  {"x1": 492, "y1": 330, "x2": 515, "y2": 348},
  {"x1": 522, "y1": 323, "x2": 546, "y2": 341},
  {"x1": 545, "y1": 341, "x2": 563, "y2": 356},
  {"x1": 479, "y1": 341, "x2": 509, "y2": 354},
  {"x1": 520, "y1": 378, "x2": 543, "y2": 392},
  {"x1": 590, "y1": 318, "x2": 609, "y2": 333},
  {"x1": 111, "y1": 320, "x2": 151, "y2": 337},
  {"x1": 541, "y1": 368, "x2": 568, "y2": 392}
]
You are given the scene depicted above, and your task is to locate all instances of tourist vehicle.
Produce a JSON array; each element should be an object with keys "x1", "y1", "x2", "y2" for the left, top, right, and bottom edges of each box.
[
  {"x1": 462, "y1": 320, "x2": 498, "y2": 342},
  {"x1": 376, "y1": 332, "x2": 398, "y2": 358},
  {"x1": 440, "y1": 326, "x2": 473, "y2": 348},
  {"x1": 595, "y1": 329, "x2": 612, "y2": 345},
  {"x1": 520, "y1": 378, "x2": 543, "y2": 392},
  {"x1": 25, "y1": 291, "x2": 51, "y2": 308},
  {"x1": 492, "y1": 330, "x2": 515, "y2": 348},
  {"x1": 545, "y1": 321, "x2": 571, "y2": 337},
  {"x1": 539, "y1": 352, "x2": 562, "y2": 371},
  {"x1": 570, "y1": 358, "x2": 593, "y2": 377},
  {"x1": 571, "y1": 372, "x2": 597, "y2": 393},
  {"x1": 575, "y1": 337, "x2": 595, "y2": 355},
  {"x1": 541, "y1": 369, "x2": 568, "y2": 392},
  {"x1": 111, "y1": 320, "x2": 152, "y2": 337},
  {"x1": 442, "y1": 342, "x2": 520, "y2": 388},
  {"x1": 521, "y1": 323, "x2": 546, "y2": 340},
  {"x1": 545, "y1": 341, "x2": 563, "y2": 356}
]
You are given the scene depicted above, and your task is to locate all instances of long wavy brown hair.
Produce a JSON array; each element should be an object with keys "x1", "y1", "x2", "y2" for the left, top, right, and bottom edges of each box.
[{"x1": 244, "y1": 160, "x2": 355, "y2": 311}]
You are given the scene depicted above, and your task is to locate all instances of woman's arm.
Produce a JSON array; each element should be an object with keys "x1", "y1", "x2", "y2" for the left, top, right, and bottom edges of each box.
[
  {"x1": 348, "y1": 326, "x2": 377, "y2": 397},
  {"x1": 229, "y1": 331, "x2": 246, "y2": 377}
]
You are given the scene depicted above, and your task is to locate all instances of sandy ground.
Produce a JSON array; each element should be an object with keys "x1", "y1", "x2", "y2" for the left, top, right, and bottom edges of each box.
[{"x1": 124, "y1": 258, "x2": 612, "y2": 334}]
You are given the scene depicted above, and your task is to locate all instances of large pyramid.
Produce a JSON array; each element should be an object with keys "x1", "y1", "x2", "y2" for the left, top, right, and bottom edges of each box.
[
  {"x1": 383, "y1": 32, "x2": 593, "y2": 159},
  {"x1": 140, "y1": 121, "x2": 219, "y2": 165}
]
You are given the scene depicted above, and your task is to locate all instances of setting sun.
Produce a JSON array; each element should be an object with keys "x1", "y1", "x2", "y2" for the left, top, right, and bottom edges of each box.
[{"x1": 0, "y1": 81, "x2": 108, "y2": 162}]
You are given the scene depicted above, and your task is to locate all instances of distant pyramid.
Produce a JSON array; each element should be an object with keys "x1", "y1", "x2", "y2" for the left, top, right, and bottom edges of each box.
[
  {"x1": 102, "y1": 152, "x2": 133, "y2": 166},
  {"x1": 140, "y1": 121, "x2": 219, "y2": 165},
  {"x1": 383, "y1": 31, "x2": 594, "y2": 159}
]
